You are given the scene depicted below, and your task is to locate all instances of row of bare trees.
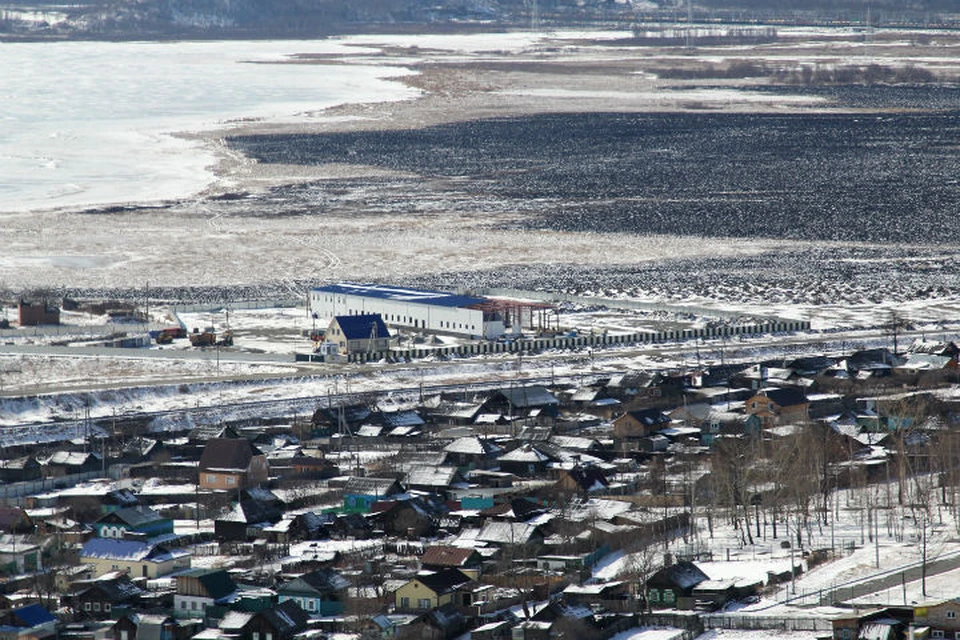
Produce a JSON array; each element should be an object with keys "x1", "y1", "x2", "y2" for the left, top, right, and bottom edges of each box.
[{"x1": 697, "y1": 391, "x2": 960, "y2": 573}]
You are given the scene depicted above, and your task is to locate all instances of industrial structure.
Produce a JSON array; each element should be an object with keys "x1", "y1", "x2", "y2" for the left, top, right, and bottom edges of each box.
[{"x1": 311, "y1": 283, "x2": 503, "y2": 339}]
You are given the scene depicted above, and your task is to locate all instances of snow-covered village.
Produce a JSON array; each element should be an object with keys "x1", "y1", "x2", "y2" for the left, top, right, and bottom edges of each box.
[
  {"x1": 5, "y1": 5, "x2": 960, "y2": 640},
  {"x1": 0, "y1": 276, "x2": 959, "y2": 640}
]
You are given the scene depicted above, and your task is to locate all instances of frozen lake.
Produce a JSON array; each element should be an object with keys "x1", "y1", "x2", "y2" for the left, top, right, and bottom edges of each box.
[{"x1": 0, "y1": 39, "x2": 418, "y2": 213}]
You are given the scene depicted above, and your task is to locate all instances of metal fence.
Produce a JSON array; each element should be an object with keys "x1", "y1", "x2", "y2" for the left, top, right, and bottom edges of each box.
[
  {"x1": 703, "y1": 614, "x2": 833, "y2": 632},
  {"x1": 337, "y1": 318, "x2": 811, "y2": 363}
]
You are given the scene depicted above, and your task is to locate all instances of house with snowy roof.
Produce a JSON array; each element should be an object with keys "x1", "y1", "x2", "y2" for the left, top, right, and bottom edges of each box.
[
  {"x1": 277, "y1": 568, "x2": 350, "y2": 617},
  {"x1": 70, "y1": 573, "x2": 144, "y2": 620},
  {"x1": 94, "y1": 506, "x2": 172, "y2": 541},
  {"x1": 213, "y1": 488, "x2": 285, "y2": 542},
  {"x1": 109, "y1": 613, "x2": 178, "y2": 640},
  {"x1": 832, "y1": 608, "x2": 912, "y2": 640},
  {"x1": 367, "y1": 613, "x2": 422, "y2": 640},
  {"x1": 0, "y1": 535, "x2": 43, "y2": 574},
  {"x1": 326, "y1": 314, "x2": 391, "y2": 355},
  {"x1": 79, "y1": 538, "x2": 190, "y2": 578},
  {"x1": 497, "y1": 444, "x2": 552, "y2": 477},
  {"x1": 0, "y1": 603, "x2": 57, "y2": 637},
  {"x1": 370, "y1": 495, "x2": 448, "y2": 538},
  {"x1": 400, "y1": 604, "x2": 469, "y2": 640},
  {"x1": 561, "y1": 581, "x2": 630, "y2": 608},
  {"x1": 376, "y1": 408, "x2": 426, "y2": 430},
  {"x1": 311, "y1": 404, "x2": 372, "y2": 436},
  {"x1": 475, "y1": 521, "x2": 543, "y2": 548},
  {"x1": 404, "y1": 465, "x2": 467, "y2": 498},
  {"x1": 645, "y1": 560, "x2": 709, "y2": 610},
  {"x1": 424, "y1": 399, "x2": 485, "y2": 426},
  {"x1": 41, "y1": 451, "x2": 103, "y2": 478},
  {"x1": 0, "y1": 456, "x2": 41, "y2": 483},
  {"x1": 613, "y1": 408, "x2": 673, "y2": 440},
  {"x1": 846, "y1": 348, "x2": 904, "y2": 378},
  {"x1": 442, "y1": 436, "x2": 501, "y2": 470},
  {"x1": 486, "y1": 386, "x2": 560, "y2": 419},
  {"x1": 554, "y1": 465, "x2": 610, "y2": 497},
  {"x1": 340, "y1": 476, "x2": 404, "y2": 513},
  {"x1": 218, "y1": 600, "x2": 309, "y2": 640}
]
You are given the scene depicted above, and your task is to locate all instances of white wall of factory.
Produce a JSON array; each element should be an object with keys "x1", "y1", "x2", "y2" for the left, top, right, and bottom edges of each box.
[{"x1": 310, "y1": 291, "x2": 493, "y2": 338}]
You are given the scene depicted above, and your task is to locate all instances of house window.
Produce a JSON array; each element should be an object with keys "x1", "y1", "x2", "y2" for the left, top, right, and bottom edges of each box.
[
  {"x1": 121, "y1": 631, "x2": 128, "y2": 640},
  {"x1": 207, "y1": 474, "x2": 217, "y2": 484},
  {"x1": 648, "y1": 589, "x2": 659, "y2": 602},
  {"x1": 192, "y1": 601, "x2": 198, "y2": 610},
  {"x1": 400, "y1": 597, "x2": 410, "y2": 609},
  {"x1": 417, "y1": 598, "x2": 431, "y2": 610},
  {"x1": 266, "y1": 633, "x2": 273, "y2": 640},
  {"x1": 84, "y1": 602, "x2": 92, "y2": 611},
  {"x1": 181, "y1": 602, "x2": 187, "y2": 609},
  {"x1": 226, "y1": 476, "x2": 235, "y2": 485},
  {"x1": 307, "y1": 599, "x2": 316, "y2": 611},
  {"x1": 104, "y1": 604, "x2": 111, "y2": 612},
  {"x1": 949, "y1": 611, "x2": 957, "y2": 619},
  {"x1": 953, "y1": 633, "x2": 960, "y2": 640},
  {"x1": 253, "y1": 633, "x2": 260, "y2": 640},
  {"x1": 663, "y1": 590, "x2": 676, "y2": 603},
  {"x1": 932, "y1": 632, "x2": 944, "y2": 639},
  {"x1": 94, "y1": 602, "x2": 101, "y2": 612},
  {"x1": 839, "y1": 630, "x2": 851, "y2": 640}
]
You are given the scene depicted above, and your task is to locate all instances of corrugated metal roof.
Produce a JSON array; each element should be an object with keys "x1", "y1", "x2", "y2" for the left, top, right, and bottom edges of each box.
[
  {"x1": 476, "y1": 521, "x2": 538, "y2": 545},
  {"x1": 406, "y1": 466, "x2": 459, "y2": 488},
  {"x1": 443, "y1": 436, "x2": 499, "y2": 456},
  {"x1": 314, "y1": 283, "x2": 486, "y2": 308},
  {"x1": 333, "y1": 314, "x2": 391, "y2": 341},
  {"x1": 11, "y1": 604, "x2": 56, "y2": 628},
  {"x1": 498, "y1": 386, "x2": 559, "y2": 408}
]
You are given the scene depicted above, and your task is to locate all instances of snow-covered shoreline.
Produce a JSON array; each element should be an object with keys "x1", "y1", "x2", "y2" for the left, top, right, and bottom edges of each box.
[{"x1": 0, "y1": 39, "x2": 419, "y2": 216}]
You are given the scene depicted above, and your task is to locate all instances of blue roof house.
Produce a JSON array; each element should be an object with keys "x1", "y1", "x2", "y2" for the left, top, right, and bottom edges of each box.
[
  {"x1": 2, "y1": 603, "x2": 57, "y2": 636},
  {"x1": 327, "y1": 314, "x2": 391, "y2": 355}
]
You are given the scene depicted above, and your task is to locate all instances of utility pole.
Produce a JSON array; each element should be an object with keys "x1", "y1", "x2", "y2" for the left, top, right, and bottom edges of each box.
[
  {"x1": 922, "y1": 517, "x2": 928, "y2": 598},
  {"x1": 875, "y1": 507, "x2": 880, "y2": 569}
]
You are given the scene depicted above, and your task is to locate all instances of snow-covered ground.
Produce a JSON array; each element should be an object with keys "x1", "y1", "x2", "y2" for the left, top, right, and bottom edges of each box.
[{"x1": 1, "y1": 293, "x2": 957, "y2": 428}]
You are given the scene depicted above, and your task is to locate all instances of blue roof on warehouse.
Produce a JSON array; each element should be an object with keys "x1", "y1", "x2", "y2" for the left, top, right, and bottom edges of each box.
[
  {"x1": 313, "y1": 283, "x2": 487, "y2": 308},
  {"x1": 334, "y1": 314, "x2": 392, "y2": 341}
]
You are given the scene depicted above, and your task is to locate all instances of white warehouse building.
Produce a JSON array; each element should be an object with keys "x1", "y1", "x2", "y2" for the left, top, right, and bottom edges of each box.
[{"x1": 310, "y1": 283, "x2": 508, "y2": 339}]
